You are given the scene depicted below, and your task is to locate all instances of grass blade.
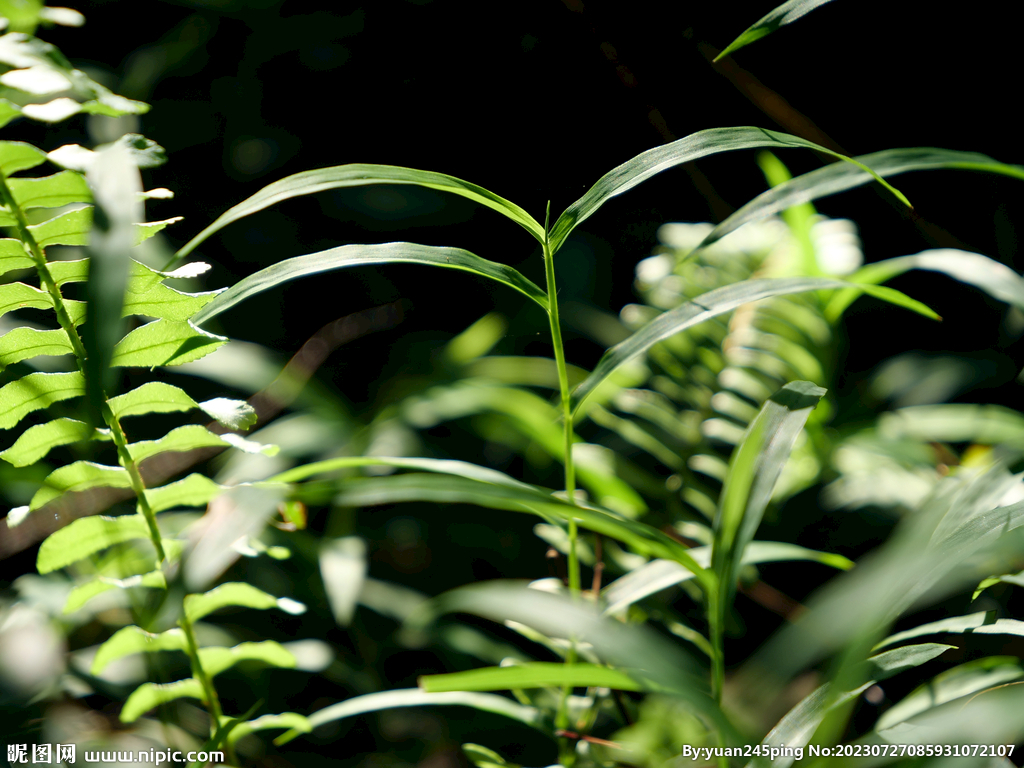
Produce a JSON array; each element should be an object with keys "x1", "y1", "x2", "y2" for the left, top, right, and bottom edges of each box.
[
  {"x1": 715, "y1": 0, "x2": 836, "y2": 61},
  {"x1": 874, "y1": 611, "x2": 1024, "y2": 651},
  {"x1": 419, "y1": 662, "x2": 644, "y2": 693},
  {"x1": 700, "y1": 148, "x2": 1024, "y2": 251},
  {"x1": 571, "y1": 277, "x2": 935, "y2": 412},
  {"x1": 174, "y1": 164, "x2": 545, "y2": 263},
  {"x1": 191, "y1": 243, "x2": 547, "y2": 326},
  {"x1": 547, "y1": 127, "x2": 910, "y2": 254}
]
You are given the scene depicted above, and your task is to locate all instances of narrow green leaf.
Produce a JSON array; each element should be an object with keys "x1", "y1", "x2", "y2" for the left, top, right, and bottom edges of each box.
[
  {"x1": 0, "y1": 238, "x2": 33, "y2": 276},
  {"x1": 874, "y1": 611, "x2": 1024, "y2": 651},
  {"x1": 37, "y1": 513, "x2": 150, "y2": 573},
  {"x1": 270, "y1": 455, "x2": 536, "y2": 491},
  {"x1": 1, "y1": 418, "x2": 109, "y2": 467},
  {"x1": 107, "y1": 381, "x2": 197, "y2": 420},
  {"x1": 226, "y1": 712, "x2": 312, "y2": 748},
  {"x1": 332, "y1": 473, "x2": 710, "y2": 585},
  {"x1": 276, "y1": 690, "x2": 542, "y2": 746},
  {"x1": 64, "y1": 571, "x2": 166, "y2": 614},
  {"x1": 144, "y1": 473, "x2": 225, "y2": 513},
  {"x1": 715, "y1": 0, "x2": 836, "y2": 61},
  {"x1": 877, "y1": 404, "x2": 1024, "y2": 452},
  {"x1": 0, "y1": 371, "x2": 84, "y2": 430},
  {"x1": 191, "y1": 243, "x2": 548, "y2": 327},
  {"x1": 0, "y1": 281, "x2": 53, "y2": 322},
  {"x1": 700, "y1": 148, "x2": 1024, "y2": 251},
  {"x1": 713, "y1": 382, "x2": 826, "y2": 608},
  {"x1": 746, "y1": 643, "x2": 955, "y2": 768},
  {"x1": 547, "y1": 127, "x2": 909, "y2": 254},
  {"x1": 420, "y1": 662, "x2": 643, "y2": 693},
  {"x1": 0, "y1": 327, "x2": 73, "y2": 370},
  {"x1": 571, "y1": 277, "x2": 934, "y2": 412},
  {"x1": 174, "y1": 164, "x2": 545, "y2": 263},
  {"x1": 29, "y1": 461, "x2": 132, "y2": 511},
  {"x1": 198, "y1": 641, "x2": 297, "y2": 677},
  {"x1": 320, "y1": 536, "x2": 367, "y2": 626},
  {"x1": 825, "y1": 249, "x2": 1024, "y2": 321},
  {"x1": 111, "y1": 319, "x2": 227, "y2": 368},
  {"x1": 127, "y1": 424, "x2": 232, "y2": 463},
  {"x1": 120, "y1": 678, "x2": 204, "y2": 723},
  {"x1": 183, "y1": 582, "x2": 306, "y2": 623},
  {"x1": 876, "y1": 657, "x2": 1024, "y2": 732},
  {"x1": 8, "y1": 170, "x2": 91, "y2": 210},
  {"x1": 91, "y1": 626, "x2": 188, "y2": 675},
  {"x1": 0, "y1": 140, "x2": 48, "y2": 175}
]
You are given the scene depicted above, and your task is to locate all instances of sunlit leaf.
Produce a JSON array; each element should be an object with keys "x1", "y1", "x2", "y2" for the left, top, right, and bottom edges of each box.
[
  {"x1": 37, "y1": 513, "x2": 151, "y2": 574},
  {"x1": 198, "y1": 641, "x2": 296, "y2": 677},
  {"x1": 715, "y1": 0, "x2": 836, "y2": 61},
  {"x1": 196, "y1": 397, "x2": 257, "y2": 430},
  {"x1": 127, "y1": 424, "x2": 232, "y2": 463},
  {"x1": 8, "y1": 170, "x2": 91, "y2": 210},
  {"x1": 191, "y1": 243, "x2": 548, "y2": 327},
  {"x1": 225, "y1": 712, "x2": 312, "y2": 747},
  {"x1": 0, "y1": 238, "x2": 33, "y2": 275},
  {"x1": 0, "y1": 371, "x2": 84, "y2": 430},
  {"x1": 29, "y1": 461, "x2": 131, "y2": 511},
  {"x1": 107, "y1": 381, "x2": 197, "y2": 420},
  {"x1": 64, "y1": 571, "x2": 167, "y2": 614},
  {"x1": 120, "y1": 678, "x2": 204, "y2": 723},
  {"x1": 271, "y1": 455, "x2": 536, "y2": 491},
  {"x1": 571, "y1": 278, "x2": 935, "y2": 412},
  {"x1": 0, "y1": 327, "x2": 73, "y2": 371},
  {"x1": 0, "y1": 140, "x2": 48, "y2": 175},
  {"x1": 547, "y1": 127, "x2": 910, "y2": 254},
  {"x1": 874, "y1": 611, "x2": 1024, "y2": 650},
  {"x1": 144, "y1": 473, "x2": 225, "y2": 513},
  {"x1": 420, "y1": 662, "x2": 644, "y2": 693},
  {"x1": 111, "y1": 319, "x2": 227, "y2": 368},
  {"x1": 3, "y1": 417, "x2": 109, "y2": 470},
  {"x1": 25, "y1": 206, "x2": 182, "y2": 248},
  {"x1": 183, "y1": 582, "x2": 306, "y2": 622},
  {"x1": 91, "y1": 626, "x2": 188, "y2": 675},
  {"x1": 175, "y1": 164, "x2": 545, "y2": 264},
  {"x1": 0, "y1": 281, "x2": 53, "y2": 321}
]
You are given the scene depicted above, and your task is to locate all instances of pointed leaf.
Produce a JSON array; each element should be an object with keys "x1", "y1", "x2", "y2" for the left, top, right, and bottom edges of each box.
[
  {"x1": 26, "y1": 207, "x2": 183, "y2": 248},
  {"x1": 276, "y1": 689, "x2": 542, "y2": 746},
  {"x1": 64, "y1": 571, "x2": 166, "y2": 614},
  {"x1": 0, "y1": 140, "x2": 48, "y2": 175},
  {"x1": 183, "y1": 582, "x2": 306, "y2": 622},
  {"x1": 716, "y1": 0, "x2": 836, "y2": 61},
  {"x1": 127, "y1": 424, "x2": 232, "y2": 463},
  {"x1": 548, "y1": 127, "x2": 909, "y2": 254},
  {"x1": 571, "y1": 277, "x2": 935, "y2": 411},
  {"x1": 121, "y1": 281, "x2": 222, "y2": 321},
  {"x1": 144, "y1": 473, "x2": 226, "y2": 513},
  {"x1": 8, "y1": 170, "x2": 91, "y2": 210},
  {"x1": 111, "y1": 319, "x2": 227, "y2": 368},
  {"x1": 0, "y1": 417, "x2": 109, "y2": 467},
  {"x1": 0, "y1": 327, "x2": 73, "y2": 371},
  {"x1": 0, "y1": 371, "x2": 84, "y2": 430},
  {"x1": 0, "y1": 238, "x2": 33, "y2": 276},
  {"x1": 701, "y1": 148, "x2": 1024, "y2": 251},
  {"x1": 175, "y1": 164, "x2": 545, "y2": 263},
  {"x1": 29, "y1": 461, "x2": 132, "y2": 511},
  {"x1": 0, "y1": 281, "x2": 53, "y2": 321},
  {"x1": 120, "y1": 678, "x2": 205, "y2": 723},
  {"x1": 874, "y1": 611, "x2": 1024, "y2": 651},
  {"x1": 37, "y1": 513, "x2": 151, "y2": 573},
  {"x1": 225, "y1": 712, "x2": 312, "y2": 747},
  {"x1": 107, "y1": 381, "x2": 197, "y2": 420},
  {"x1": 271, "y1": 455, "x2": 537, "y2": 491},
  {"x1": 91, "y1": 626, "x2": 188, "y2": 675},
  {"x1": 191, "y1": 243, "x2": 548, "y2": 327},
  {"x1": 198, "y1": 640, "x2": 296, "y2": 677},
  {"x1": 420, "y1": 662, "x2": 643, "y2": 693}
]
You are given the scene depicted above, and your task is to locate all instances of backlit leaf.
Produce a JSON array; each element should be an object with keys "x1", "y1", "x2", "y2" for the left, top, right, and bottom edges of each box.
[
  {"x1": 0, "y1": 417, "x2": 109, "y2": 467},
  {"x1": 0, "y1": 281, "x2": 53, "y2": 321},
  {"x1": 144, "y1": 473, "x2": 225, "y2": 513},
  {"x1": 0, "y1": 327, "x2": 73, "y2": 371},
  {"x1": 0, "y1": 140, "x2": 48, "y2": 175},
  {"x1": 0, "y1": 371, "x2": 84, "y2": 430},
  {"x1": 8, "y1": 170, "x2": 91, "y2": 210},
  {"x1": 183, "y1": 582, "x2": 306, "y2": 622},
  {"x1": 127, "y1": 424, "x2": 232, "y2": 463},
  {"x1": 37, "y1": 513, "x2": 151, "y2": 573},
  {"x1": 120, "y1": 678, "x2": 204, "y2": 723},
  {"x1": 874, "y1": 611, "x2": 1024, "y2": 650},
  {"x1": 197, "y1": 641, "x2": 296, "y2": 677},
  {"x1": 29, "y1": 461, "x2": 131, "y2": 511},
  {"x1": 64, "y1": 571, "x2": 166, "y2": 614},
  {"x1": 715, "y1": 0, "x2": 836, "y2": 61},
  {"x1": 111, "y1": 319, "x2": 227, "y2": 368},
  {"x1": 0, "y1": 238, "x2": 33, "y2": 275},
  {"x1": 197, "y1": 397, "x2": 257, "y2": 430},
  {"x1": 91, "y1": 626, "x2": 188, "y2": 675},
  {"x1": 419, "y1": 662, "x2": 644, "y2": 692},
  {"x1": 107, "y1": 381, "x2": 197, "y2": 420}
]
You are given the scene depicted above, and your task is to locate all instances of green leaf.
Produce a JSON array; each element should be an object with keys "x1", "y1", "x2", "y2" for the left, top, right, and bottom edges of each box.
[
  {"x1": 877, "y1": 404, "x2": 1024, "y2": 452},
  {"x1": 197, "y1": 397, "x2": 257, "y2": 430},
  {"x1": 107, "y1": 381, "x2": 197, "y2": 420},
  {"x1": 26, "y1": 207, "x2": 183, "y2": 248},
  {"x1": 29, "y1": 461, "x2": 132, "y2": 511},
  {"x1": 120, "y1": 678, "x2": 205, "y2": 723},
  {"x1": 197, "y1": 640, "x2": 296, "y2": 677},
  {"x1": 145, "y1": 473, "x2": 225, "y2": 513},
  {"x1": 874, "y1": 611, "x2": 1024, "y2": 651},
  {"x1": 715, "y1": 0, "x2": 836, "y2": 61},
  {"x1": 127, "y1": 424, "x2": 233, "y2": 463},
  {"x1": 876, "y1": 657, "x2": 1024, "y2": 732},
  {"x1": 1, "y1": 418, "x2": 108, "y2": 468},
  {"x1": 0, "y1": 281, "x2": 53, "y2": 321},
  {"x1": 190, "y1": 243, "x2": 548, "y2": 327},
  {"x1": 332, "y1": 473, "x2": 710, "y2": 586},
  {"x1": 0, "y1": 327, "x2": 73, "y2": 371},
  {"x1": 320, "y1": 536, "x2": 367, "y2": 626},
  {"x1": 8, "y1": 170, "x2": 91, "y2": 210},
  {"x1": 0, "y1": 371, "x2": 84, "y2": 430},
  {"x1": 276, "y1": 689, "x2": 542, "y2": 747},
  {"x1": 271, "y1": 455, "x2": 537, "y2": 490},
  {"x1": 547, "y1": 127, "x2": 910, "y2": 255},
  {"x1": 111, "y1": 319, "x2": 227, "y2": 368},
  {"x1": 825, "y1": 249, "x2": 1024, "y2": 321},
  {"x1": 225, "y1": 712, "x2": 312, "y2": 748},
  {"x1": 0, "y1": 99, "x2": 22, "y2": 130},
  {"x1": 713, "y1": 382, "x2": 826, "y2": 609},
  {"x1": 37, "y1": 513, "x2": 151, "y2": 573},
  {"x1": 700, "y1": 148, "x2": 1024, "y2": 251},
  {"x1": 174, "y1": 164, "x2": 545, "y2": 264},
  {"x1": 419, "y1": 662, "x2": 644, "y2": 693},
  {"x1": 91, "y1": 626, "x2": 188, "y2": 675},
  {"x1": 183, "y1": 582, "x2": 306, "y2": 622},
  {"x1": 746, "y1": 643, "x2": 955, "y2": 768},
  {"x1": 0, "y1": 238, "x2": 33, "y2": 276},
  {"x1": 571, "y1": 277, "x2": 935, "y2": 412},
  {"x1": 0, "y1": 140, "x2": 48, "y2": 175},
  {"x1": 64, "y1": 571, "x2": 167, "y2": 614},
  {"x1": 120, "y1": 281, "x2": 223, "y2": 321}
]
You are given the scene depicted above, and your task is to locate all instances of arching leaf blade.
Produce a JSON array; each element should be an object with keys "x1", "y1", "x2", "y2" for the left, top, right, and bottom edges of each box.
[
  {"x1": 701, "y1": 149, "x2": 1024, "y2": 251},
  {"x1": 269, "y1": 455, "x2": 536, "y2": 491},
  {"x1": 191, "y1": 243, "x2": 547, "y2": 327},
  {"x1": 183, "y1": 582, "x2": 305, "y2": 622},
  {"x1": 120, "y1": 678, "x2": 204, "y2": 723},
  {"x1": 29, "y1": 461, "x2": 132, "y2": 511},
  {"x1": 874, "y1": 611, "x2": 1024, "y2": 651},
  {"x1": 91, "y1": 626, "x2": 188, "y2": 675},
  {"x1": 0, "y1": 282, "x2": 53, "y2": 321},
  {"x1": 715, "y1": 0, "x2": 837, "y2": 61},
  {"x1": 0, "y1": 327, "x2": 74, "y2": 371},
  {"x1": 8, "y1": 169, "x2": 91, "y2": 210},
  {"x1": 64, "y1": 571, "x2": 166, "y2": 614},
  {"x1": 419, "y1": 662, "x2": 644, "y2": 693},
  {"x1": 37, "y1": 513, "x2": 151, "y2": 574},
  {"x1": 173, "y1": 164, "x2": 545, "y2": 264},
  {"x1": 107, "y1": 381, "x2": 197, "y2": 420},
  {"x1": 145, "y1": 473, "x2": 225, "y2": 513},
  {"x1": 571, "y1": 277, "x2": 936, "y2": 413},
  {"x1": 548, "y1": 127, "x2": 910, "y2": 254},
  {"x1": 0, "y1": 371, "x2": 85, "y2": 431},
  {"x1": 198, "y1": 641, "x2": 296, "y2": 678},
  {"x1": 127, "y1": 424, "x2": 232, "y2": 463},
  {"x1": 111, "y1": 319, "x2": 227, "y2": 368},
  {"x1": 0, "y1": 418, "x2": 108, "y2": 468}
]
